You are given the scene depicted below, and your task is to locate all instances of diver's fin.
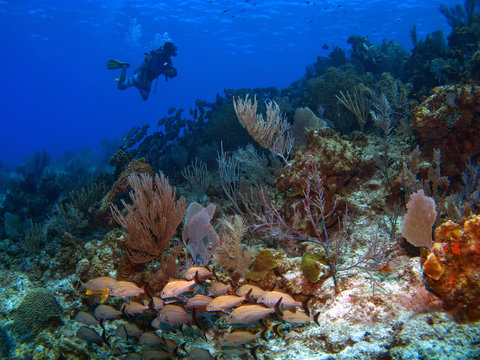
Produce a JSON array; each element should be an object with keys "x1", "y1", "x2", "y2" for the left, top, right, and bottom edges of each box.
[{"x1": 106, "y1": 59, "x2": 130, "y2": 70}]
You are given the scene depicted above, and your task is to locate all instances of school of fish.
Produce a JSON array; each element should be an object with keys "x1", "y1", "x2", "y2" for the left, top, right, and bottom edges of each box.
[{"x1": 77, "y1": 266, "x2": 320, "y2": 359}]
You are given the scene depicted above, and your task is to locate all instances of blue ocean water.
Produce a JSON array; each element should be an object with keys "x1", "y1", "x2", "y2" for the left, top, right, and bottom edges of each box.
[{"x1": 0, "y1": 0, "x2": 450, "y2": 167}]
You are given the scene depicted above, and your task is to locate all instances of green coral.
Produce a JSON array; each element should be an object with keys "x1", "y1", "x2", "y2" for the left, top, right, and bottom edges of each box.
[
  {"x1": 246, "y1": 249, "x2": 278, "y2": 281},
  {"x1": 10, "y1": 289, "x2": 62, "y2": 342},
  {"x1": 301, "y1": 252, "x2": 327, "y2": 283},
  {"x1": 69, "y1": 181, "x2": 106, "y2": 213},
  {"x1": 305, "y1": 65, "x2": 370, "y2": 133}
]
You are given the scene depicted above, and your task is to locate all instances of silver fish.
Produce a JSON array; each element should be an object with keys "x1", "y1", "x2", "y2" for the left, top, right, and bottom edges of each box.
[
  {"x1": 141, "y1": 349, "x2": 172, "y2": 360},
  {"x1": 236, "y1": 284, "x2": 265, "y2": 300},
  {"x1": 206, "y1": 295, "x2": 244, "y2": 312},
  {"x1": 257, "y1": 290, "x2": 302, "y2": 309},
  {"x1": 219, "y1": 330, "x2": 260, "y2": 346},
  {"x1": 185, "y1": 294, "x2": 213, "y2": 311},
  {"x1": 138, "y1": 332, "x2": 162, "y2": 346},
  {"x1": 93, "y1": 304, "x2": 121, "y2": 320},
  {"x1": 183, "y1": 266, "x2": 214, "y2": 281},
  {"x1": 117, "y1": 323, "x2": 143, "y2": 339},
  {"x1": 121, "y1": 301, "x2": 149, "y2": 316},
  {"x1": 226, "y1": 304, "x2": 276, "y2": 324},
  {"x1": 154, "y1": 304, "x2": 192, "y2": 327},
  {"x1": 186, "y1": 348, "x2": 214, "y2": 360},
  {"x1": 281, "y1": 310, "x2": 313, "y2": 324},
  {"x1": 160, "y1": 279, "x2": 195, "y2": 299},
  {"x1": 108, "y1": 280, "x2": 144, "y2": 299},
  {"x1": 74, "y1": 311, "x2": 98, "y2": 326},
  {"x1": 210, "y1": 281, "x2": 231, "y2": 296},
  {"x1": 76, "y1": 326, "x2": 103, "y2": 345}
]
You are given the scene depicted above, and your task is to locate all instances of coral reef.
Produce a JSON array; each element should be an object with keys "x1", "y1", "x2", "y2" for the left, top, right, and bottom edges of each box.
[
  {"x1": 304, "y1": 65, "x2": 368, "y2": 133},
  {"x1": 277, "y1": 128, "x2": 374, "y2": 226},
  {"x1": 420, "y1": 215, "x2": 480, "y2": 321},
  {"x1": 3, "y1": 4, "x2": 480, "y2": 359},
  {"x1": 412, "y1": 84, "x2": 480, "y2": 180}
]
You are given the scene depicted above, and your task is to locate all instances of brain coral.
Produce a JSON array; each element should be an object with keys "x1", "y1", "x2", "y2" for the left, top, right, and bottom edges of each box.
[
  {"x1": 0, "y1": 326, "x2": 11, "y2": 359},
  {"x1": 421, "y1": 215, "x2": 480, "y2": 321},
  {"x1": 412, "y1": 84, "x2": 480, "y2": 179},
  {"x1": 10, "y1": 288, "x2": 62, "y2": 342}
]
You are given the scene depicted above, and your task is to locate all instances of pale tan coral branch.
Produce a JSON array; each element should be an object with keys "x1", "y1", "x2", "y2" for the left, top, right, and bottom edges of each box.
[{"x1": 233, "y1": 95, "x2": 292, "y2": 165}]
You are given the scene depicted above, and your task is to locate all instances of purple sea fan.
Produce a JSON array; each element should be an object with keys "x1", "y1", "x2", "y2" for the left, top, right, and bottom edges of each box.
[
  {"x1": 182, "y1": 202, "x2": 219, "y2": 265},
  {"x1": 401, "y1": 189, "x2": 437, "y2": 250}
]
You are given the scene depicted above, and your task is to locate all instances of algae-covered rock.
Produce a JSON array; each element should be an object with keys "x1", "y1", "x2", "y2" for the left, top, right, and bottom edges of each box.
[{"x1": 246, "y1": 249, "x2": 278, "y2": 281}]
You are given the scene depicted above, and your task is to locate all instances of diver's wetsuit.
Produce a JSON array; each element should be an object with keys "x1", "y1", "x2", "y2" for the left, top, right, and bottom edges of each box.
[{"x1": 118, "y1": 43, "x2": 177, "y2": 101}]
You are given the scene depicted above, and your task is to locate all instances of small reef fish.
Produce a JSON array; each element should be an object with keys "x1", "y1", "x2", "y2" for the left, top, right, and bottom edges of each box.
[
  {"x1": 206, "y1": 295, "x2": 245, "y2": 312},
  {"x1": 74, "y1": 311, "x2": 98, "y2": 326},
  {"x1": 185, "y1": 294, "x2": 213, "y2": 311},
  {"x1": 219, "y1": 330, "x2": 261, "y2": 346},
  {"x1": 116, "y1": 323, "x2": 143, "y2": 339},
  {"x1": 160, "y1": 279, "x2": 196, "y2": 299},
  {"x1": 210, "y1": 281, "x2": 232, "y2": 296},
  {"x1": 220, "y1": 346, "x2": 257, "y2": 358},
  {"x1": 116, "y1": 325, "x2": 127, "y2": 340},
  {"x1": 121, "y1": 301, "x2": 149, "y2": 316},
  {"x1": 76, "y1": 326, "x2": 104, "y2": 346},
  {"x1": 280, "y1": 310, "x2": 313, "y2": 324},
  {"x1": 139, "y1": 332, "x2": 162, "y2": 346},
  {"x1": 153, "y1": 304, "x2": 192, "y2": 327},
  {"x1": 151, "y1": 296, "x2": 164, "y2": 310},
  {"x1": 186, "y1": 348, "x2": 214, "y2": 360},
  {"x1": 125, "y1": 354, "x2": 142, "y2": 360},
  {"x1": 93, "y1": 304, "x2": 122, "y2": 320},
  {"x1": 236, "y1": 284, "x2": 265, "y2": 300},
  {"x1": 109, "y1": 280, "x2": 144, "y2": 299},
  {"x1": 257, "y1": 290, "x2": 302, "y2": 309},
  {"x1": 141, "y1": 349, "x2": 172, "y2": 360},
  {"x1": 268, "y1": 323, "x2": 286, "y2": 338},
  {"x1": 83, "y1": 276, "x2": 118, "y2": 303},
  {"x1": 161, "y1": 335, "x2": 179, "y2": 353},
  {"x1": 219, "y1": 347, "x2": 248, "y2": 355},
  {"x1": 183, "y1": 266, "x2": 214, "y2": 281},
  {"x1": 226, "y1": 304, "x2": 277, "y2": 324},
  {"x1": 83, "y1": 276, "x2": 118, "y2": 292}
]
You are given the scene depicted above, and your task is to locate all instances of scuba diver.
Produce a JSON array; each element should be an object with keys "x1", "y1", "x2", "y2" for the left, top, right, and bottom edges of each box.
[{"x1": 107, "y1": 35, "x2": 178, "y2": 101}]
